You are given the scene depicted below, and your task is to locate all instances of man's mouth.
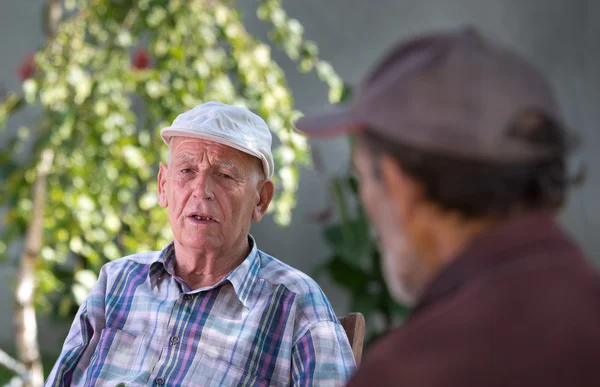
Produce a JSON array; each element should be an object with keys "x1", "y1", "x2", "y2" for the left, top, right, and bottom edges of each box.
[{"x1": 188, "y1": 214, "x2": 218, "y2": 223}]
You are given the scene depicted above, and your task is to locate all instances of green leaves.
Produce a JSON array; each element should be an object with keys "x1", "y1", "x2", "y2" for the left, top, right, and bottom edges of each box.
[
  {"x1": 320, "y1": 257, "x2": 369, "y2": 293},
  {"x1": 324, "y1": 218, "x2": 372, "y2": 265},
  {"x1": 0, "y1": 93, "x2": 25, "y2": 130},
  {"x1": 258, "y1": 0, "x2": 344, "y2": 103},
  {"x1": 73, "y1": 269, "x2": 98, "y2": 304}
]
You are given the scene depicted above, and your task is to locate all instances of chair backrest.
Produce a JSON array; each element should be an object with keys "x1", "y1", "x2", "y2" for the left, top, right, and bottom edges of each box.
[{"x1": 338, "y1": 312, "x2": 366, "y2": 366}]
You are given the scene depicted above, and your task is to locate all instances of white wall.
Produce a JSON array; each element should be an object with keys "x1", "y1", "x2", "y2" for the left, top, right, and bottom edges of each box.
[{"x1": 0, "y1": 0, "x2": 596, "y2": 354}]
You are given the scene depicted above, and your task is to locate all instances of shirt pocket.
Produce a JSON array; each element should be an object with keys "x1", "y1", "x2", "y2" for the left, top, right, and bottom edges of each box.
[
  {"x1": 185, "y1": 350, "x2": 270, "y2": 387},
  {"x1": 90, "y1": 328, "x2": 157, "y2": 384}
]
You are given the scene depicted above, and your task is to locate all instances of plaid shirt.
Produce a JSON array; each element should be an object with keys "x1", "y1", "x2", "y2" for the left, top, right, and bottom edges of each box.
[{"x1": 45, "y1": 237, "x2": 356, "y2": 386}]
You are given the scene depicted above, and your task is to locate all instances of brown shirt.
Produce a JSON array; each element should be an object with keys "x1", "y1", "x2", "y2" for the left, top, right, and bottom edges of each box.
[{"x1": 347, "y1": 213, "x2": 600, "y2": 387}]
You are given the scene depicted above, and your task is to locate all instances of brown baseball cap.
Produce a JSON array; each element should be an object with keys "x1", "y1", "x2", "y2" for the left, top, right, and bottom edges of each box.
[{"x1": 295, "y1": 26, "x2": 566, "y2": 163}]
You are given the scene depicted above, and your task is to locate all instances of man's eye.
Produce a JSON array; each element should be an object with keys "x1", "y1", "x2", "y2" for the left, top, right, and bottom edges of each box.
[
  {"x1": 219, "y1": 173, "x2": 232, "y2": 179},
  {"x1": 181, "y1": 168, "x2": 193, "y2": 174}
]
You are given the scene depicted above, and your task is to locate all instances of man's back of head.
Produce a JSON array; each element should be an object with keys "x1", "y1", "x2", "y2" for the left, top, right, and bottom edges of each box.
[
  {"x1": 296, "y1": 26, "x2": 599, "y2": 387},
  {"x1": 299, "y1": 25, "x2": 584, "y2": 304}
]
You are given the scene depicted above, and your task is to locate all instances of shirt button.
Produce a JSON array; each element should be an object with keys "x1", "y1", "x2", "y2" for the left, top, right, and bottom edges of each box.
[
  {"x1": 184, "y1": 294, "x2": 193, "y2": 301},
  {"x1": 170, "y1": 336, "x2": 180, "y2": 345},
  {"x1": 155, "y1": 378, "x2": 165, "y2": 386}
]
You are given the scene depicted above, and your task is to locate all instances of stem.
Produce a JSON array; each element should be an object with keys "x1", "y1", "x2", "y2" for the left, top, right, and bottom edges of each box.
[
  {"x1": 331, "y1": 177, "x2": 349, "y2": 222},
  {"x1": 13, "y1": 1, "x2": 63, "y2": 384},
  {"x1": 330, "y1": 177, "x2": 354, "y2": 242},
  {"x1": 0, "y1": 347, "x2": 30, "y2": 383},
  {"x1": 41, "y1": 0, "x2": 62, "y2": 38},
  {"x1": 15, "y1": 149, "x2": 54, "y2": 387}
]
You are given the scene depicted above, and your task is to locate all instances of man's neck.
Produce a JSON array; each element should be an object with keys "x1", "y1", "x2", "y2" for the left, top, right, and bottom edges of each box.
[
  {"x1": 428, "y1": 216, "x2": 497, "y2": 272},
  {"x1": 172, "y1": 239, "x2": 251, "y2": 290}
]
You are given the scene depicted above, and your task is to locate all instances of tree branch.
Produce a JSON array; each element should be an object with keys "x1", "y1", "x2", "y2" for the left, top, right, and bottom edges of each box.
[{"x1": 0, "y1": 347, "x2": 30, "y2": 383}]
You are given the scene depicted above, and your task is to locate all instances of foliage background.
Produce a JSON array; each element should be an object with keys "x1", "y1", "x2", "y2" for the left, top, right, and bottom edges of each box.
[{"x1": 1, "y1": 0, "x2": 595, "y2": 383}]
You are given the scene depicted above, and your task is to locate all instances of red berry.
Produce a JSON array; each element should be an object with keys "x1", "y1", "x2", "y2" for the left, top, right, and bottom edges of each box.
[
  {"x1": 132, "y1": 48, "x2": 151, "y2": 69},
  {"x1": 17, "y1": 53, "x2": 36, "y2": 81}
]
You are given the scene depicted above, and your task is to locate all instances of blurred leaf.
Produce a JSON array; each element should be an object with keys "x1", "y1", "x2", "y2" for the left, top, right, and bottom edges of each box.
[
  {"x1": 58, "y1": 297, "x2": 74, "y2": 317},
  {"x1": 325, "y1": 257, "x2": 368, "y2": 293},
  {"x1": 347, "y1": 173, "x2": 360, "y2": 195},
  {"x1": 72, "y1": 284, "x2": 89, "y2": 305},
  {"x1": 324, "y1": 218, "x2": 372, "y2": 263},
  {"x1": 74, "y1": 269, "x2": 98, "y2": 290},
  {"x1": 0, "y1": 93, "x2": 25, "y2": 129},
  {"x1": 351, "y1": 290, "x2": 379, "y2": 317},
  {"x1": 339, "y1": 83, "x2": 354, "y2": 103}
]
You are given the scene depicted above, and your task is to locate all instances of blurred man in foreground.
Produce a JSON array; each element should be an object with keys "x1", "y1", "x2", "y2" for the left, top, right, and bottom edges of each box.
[
  {"x1": 296, "y1": 27, "x2": 600, "y2": 386},
  {"x1": 46, "y1": 101, "x2": 355, "y2": 386}
]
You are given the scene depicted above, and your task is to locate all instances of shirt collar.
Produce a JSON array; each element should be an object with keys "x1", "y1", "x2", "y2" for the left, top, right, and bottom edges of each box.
[
  {"x1": 149, "y1": 235, "x2": 261, "y2": 310},
  {"x1": 224, "y1": 235, "x2": 262, "y2": 310},
  {"x1": 412, "y1": 213, "x2": 579, "y2": 315},
  {"x1": 149, "y1": 242, "x2": 176, "y2": 285}
]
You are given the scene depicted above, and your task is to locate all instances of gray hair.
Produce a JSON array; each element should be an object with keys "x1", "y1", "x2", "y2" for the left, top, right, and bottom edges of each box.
[{"x1": 167, "y1": 137, "x2": 173, "y2": 165}]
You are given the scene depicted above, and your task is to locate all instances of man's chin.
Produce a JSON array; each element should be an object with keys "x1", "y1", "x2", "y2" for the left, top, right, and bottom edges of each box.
[
  {"x1": 381, "y1": 252, "x2": 422, "y2": 307},
  {"x1": 176, "y1": 235, "x2": 221, "y2": 251},
  {"x1": 388, "y1": 282, "x2": 419, "y2": 307}
]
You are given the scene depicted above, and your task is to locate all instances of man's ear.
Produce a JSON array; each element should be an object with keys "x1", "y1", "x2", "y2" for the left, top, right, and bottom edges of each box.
[
  {"x1": 158, "y1": 162, "x2": 169, "y2": 208},
  {"x1": 379, "y1": 155, "x2": 422, "y2": 220},
  {"x1": 252, "y1": 179, "x2": 275, "y2": 222}
]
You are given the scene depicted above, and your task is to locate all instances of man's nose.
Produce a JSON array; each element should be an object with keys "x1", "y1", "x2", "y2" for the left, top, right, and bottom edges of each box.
[{"x1": 192, "y1": 173, "x2": 215, "y2": 201}]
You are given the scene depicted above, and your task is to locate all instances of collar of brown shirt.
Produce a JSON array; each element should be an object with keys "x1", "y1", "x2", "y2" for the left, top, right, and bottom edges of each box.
[{"x1": 412, "y1": 212, "x2": 582, "y2": 316}]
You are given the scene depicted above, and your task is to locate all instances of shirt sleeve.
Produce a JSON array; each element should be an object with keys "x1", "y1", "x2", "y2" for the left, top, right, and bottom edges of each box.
[
  {"x1": 291, "y1": 320, "x2": 357, "y2": 387},
  {"x1": 44, "y1": 267, "x2": 107, "y2": 387}
]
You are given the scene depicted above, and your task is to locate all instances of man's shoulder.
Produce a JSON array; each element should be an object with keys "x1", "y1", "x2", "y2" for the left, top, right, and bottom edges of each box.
[
  {"x1": 256, "y1": 250, "x2": 320, "y2": 293},
  {"x1": 257, "y1": 250, "x2": 338, "y2": 323}
]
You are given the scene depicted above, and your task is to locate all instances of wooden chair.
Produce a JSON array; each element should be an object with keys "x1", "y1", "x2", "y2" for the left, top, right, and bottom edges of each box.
[{"x1": 338, "y1": 312, "x2": 366, "y2": 366}]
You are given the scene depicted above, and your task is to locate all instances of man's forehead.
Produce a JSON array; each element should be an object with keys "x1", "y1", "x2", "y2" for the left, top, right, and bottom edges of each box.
[{"x1": 171, "y1": 137, "x2": 250, "y2": 161}]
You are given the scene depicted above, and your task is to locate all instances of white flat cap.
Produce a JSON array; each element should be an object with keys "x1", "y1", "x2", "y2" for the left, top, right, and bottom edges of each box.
[{"x1": 160, "y1": 101, "x2": 274, "y2": 178}]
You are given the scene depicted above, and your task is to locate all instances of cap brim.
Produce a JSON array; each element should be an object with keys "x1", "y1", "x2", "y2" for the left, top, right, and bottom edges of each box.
[{"x1": 295, "y1": 106, "x2": 364, "y2": 138}]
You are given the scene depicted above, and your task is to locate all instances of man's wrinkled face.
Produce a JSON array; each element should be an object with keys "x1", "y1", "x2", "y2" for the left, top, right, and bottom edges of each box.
[
  {"x1": 158, "y1": 137, "x2": 272, "y2": 256},
  {"x1": 352, "y1": 141, "x2": 428, "y2": 306}
]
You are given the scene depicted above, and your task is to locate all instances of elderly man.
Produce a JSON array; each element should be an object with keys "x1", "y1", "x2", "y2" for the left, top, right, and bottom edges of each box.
[
  {"x1": 296, "y1": 27, "x2": 600, "y2": 386},
  {"x1": 46, "y1": 101, "x2": 356, "y2": 386}
]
